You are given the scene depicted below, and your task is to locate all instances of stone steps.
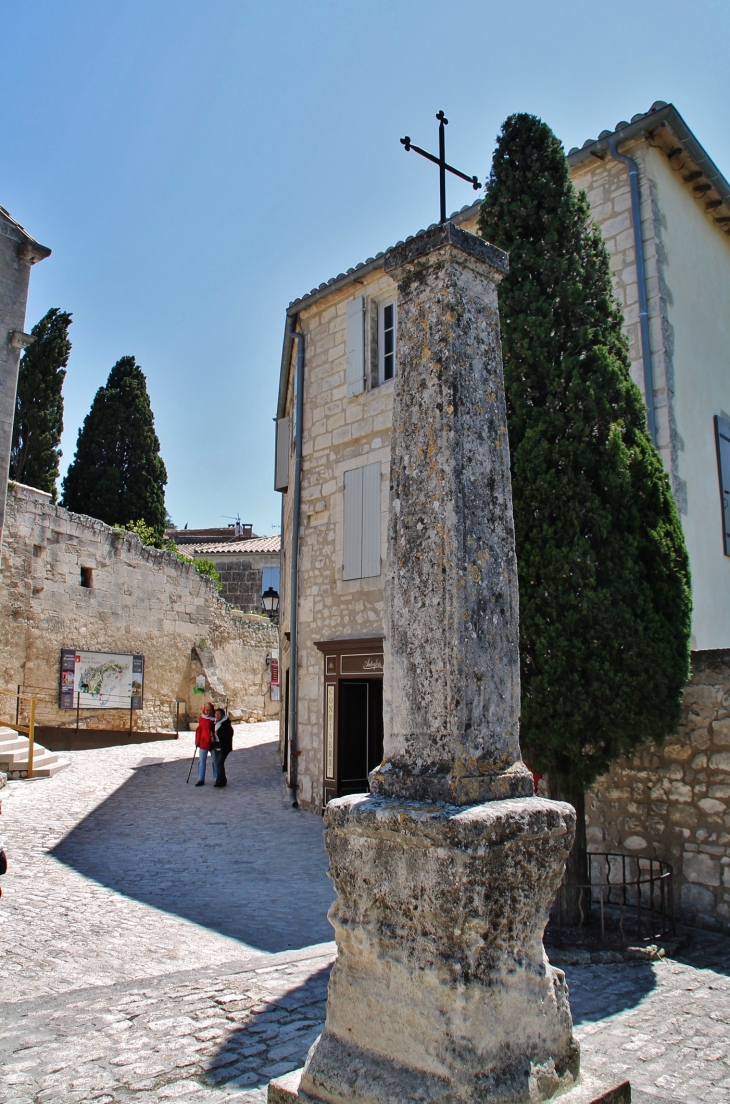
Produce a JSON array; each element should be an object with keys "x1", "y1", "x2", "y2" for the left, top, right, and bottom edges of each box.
[{"x1": 0, "y1": 726, "x2": 70, "y2": 778}]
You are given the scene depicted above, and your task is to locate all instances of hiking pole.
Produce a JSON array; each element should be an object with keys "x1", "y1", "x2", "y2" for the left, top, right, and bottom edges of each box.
[{"x1": 186, "y1": 746, "x2": 198, "y2": 784}]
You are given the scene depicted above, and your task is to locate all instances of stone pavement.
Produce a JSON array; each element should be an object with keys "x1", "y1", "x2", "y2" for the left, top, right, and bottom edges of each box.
[
  {"x1": 0, "y1": 723, "x2": 334, "y2": 1004},
  {"x1": 0, "y1": 723, "x2": 729, "y2": 1102}
]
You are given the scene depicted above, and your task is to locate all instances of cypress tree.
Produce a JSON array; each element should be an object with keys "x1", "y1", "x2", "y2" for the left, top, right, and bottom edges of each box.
[
  {"x1": 61, "y1": 356, "x2": 167, "y2": 541},
  {"x1": 478, "y1": 115, "x2": 691, "y2": 895},
  {"x1": 10, "y1": 308, "x2": 72, "y2": 499}
]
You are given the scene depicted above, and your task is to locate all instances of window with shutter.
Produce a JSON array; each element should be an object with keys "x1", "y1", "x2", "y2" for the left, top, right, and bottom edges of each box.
[
  {"x1": 346, "y1": 296, "x2": 366, "y2": 397},
  {"x1": 714, "y1": 415, "x2": 730, "y2": 556},
  {"x1": 343, "y1": 462, "x2": 381, "y2": 580},
  {"x1": 274, "y1": 417, "x2": 290, "y2": 491}
]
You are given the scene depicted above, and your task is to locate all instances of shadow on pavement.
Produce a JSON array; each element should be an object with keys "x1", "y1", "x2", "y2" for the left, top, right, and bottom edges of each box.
[
  {"x1": 51, "y1": 739, "x2": 335, "y2": 953},
  {"x1": 671, "y1": 926, "x2": 730, "y2": 977},
  {"x1": 565, "y1": 960, "x2": 657, "y2": 1024},
  {"x1": 203, "y1": 963, "x2": 331, "y2": 1090}
]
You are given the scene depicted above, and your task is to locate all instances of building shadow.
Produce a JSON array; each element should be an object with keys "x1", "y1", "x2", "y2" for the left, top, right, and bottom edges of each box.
[
  {"x1": 670, "y1": 926, "x2": 730, "y2": 978},
  {"x1": 564, "y1": 960, "x2": 657, "y2": 1024},
  {"x1": 202, "y1": 963, "x2": 332, "y2": 1090},
  {"x1": 51, "y1": 739, "x2": 335, "y2": 953}
]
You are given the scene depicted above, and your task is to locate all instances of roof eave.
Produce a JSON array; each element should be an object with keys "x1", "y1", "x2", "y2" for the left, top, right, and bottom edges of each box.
[{"x1": 567, "y1": 102, "x2": 730, "y2": 211}]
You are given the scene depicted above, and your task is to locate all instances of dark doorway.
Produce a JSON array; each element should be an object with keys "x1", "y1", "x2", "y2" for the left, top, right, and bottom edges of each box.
[{"x1": 337, "y1": 679, "x2": 383, "y2": 797}]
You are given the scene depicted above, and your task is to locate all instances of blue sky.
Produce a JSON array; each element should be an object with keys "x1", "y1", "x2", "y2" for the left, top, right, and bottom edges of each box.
[{"x1": 1, "y1": 1, "x2": 728, "y2": 534}]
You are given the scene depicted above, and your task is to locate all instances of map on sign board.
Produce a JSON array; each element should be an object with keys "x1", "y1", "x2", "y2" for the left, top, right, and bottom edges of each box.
[{"x1": 59, "y1": 649, "x2": 144, "y2": 709}]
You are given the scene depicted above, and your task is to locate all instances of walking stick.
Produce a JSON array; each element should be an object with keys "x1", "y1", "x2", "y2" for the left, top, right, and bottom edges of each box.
[{"x1": 186, "y1": 745, "x2": 198, "y2": 784}]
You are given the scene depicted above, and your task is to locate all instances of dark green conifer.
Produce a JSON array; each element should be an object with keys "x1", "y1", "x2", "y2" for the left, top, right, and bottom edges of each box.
[
  {"x1": 61, "y1": 356, "x2": 167, "y2": 541},
  {"x1": 478, "y1": 115, "x2": 691, "y2": 881},
  {"x1": 10, "y1": 308, "x2": 72, "y2": 499}
]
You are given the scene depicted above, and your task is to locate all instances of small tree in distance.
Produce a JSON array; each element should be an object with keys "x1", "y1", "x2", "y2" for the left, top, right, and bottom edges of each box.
[
  {"x1": 62, "y1": 356, "x2": 167, "y2": 542},
  {"x1": 478, "y1": 114, "x2": 692, "y2": 906},
  {"x1": 10, "y1": 308, "x2": 72, "y2": 499}
]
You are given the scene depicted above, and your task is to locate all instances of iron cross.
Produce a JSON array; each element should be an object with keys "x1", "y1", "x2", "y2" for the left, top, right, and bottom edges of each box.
[{"x1": 401, "y1": 111, "x2": 481, "y2": 224}]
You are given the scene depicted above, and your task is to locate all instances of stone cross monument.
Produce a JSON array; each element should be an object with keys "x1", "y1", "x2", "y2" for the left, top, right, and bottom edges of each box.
[{"x1": 270, "y1": 224, "x2": 629, "y2": 1104}]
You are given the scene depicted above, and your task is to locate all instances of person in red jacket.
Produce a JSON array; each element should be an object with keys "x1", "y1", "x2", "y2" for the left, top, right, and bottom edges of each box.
[{"x1": 194, "y1": 702, "x2": 216, "y2": 786}]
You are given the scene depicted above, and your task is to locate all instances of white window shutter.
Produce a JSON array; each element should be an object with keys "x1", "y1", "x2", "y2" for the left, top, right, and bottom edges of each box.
[
  {"x1": 346, "y1": 296, "x2": 365, "y2": 397},
  {"x1": 360, "y1": 462, "x2": 381, "y2": 578},
  {"x1": 274, "y1": 417, "x2": 289, "y2": 491},
  {"x1": 715, "y1": 416, "x2": 730, "y2": 556},
  {"x1": 343, "y1": 467, "x2": 364, "y2": 580}
]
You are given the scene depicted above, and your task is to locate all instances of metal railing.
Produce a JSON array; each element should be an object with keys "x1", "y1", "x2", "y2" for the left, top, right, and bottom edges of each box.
[
  {"x1": 2, "y1": 684, "x2": 186, "y2": 738},
  {"x1": 2, "y1": 691, "x2": 38, "y2": 777},
  {"x1": 552, "y1": 852, "x2": 674, "y2": 946}
]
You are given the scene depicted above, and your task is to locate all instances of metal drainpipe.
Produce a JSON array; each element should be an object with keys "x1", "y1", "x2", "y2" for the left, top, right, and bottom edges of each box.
[
  {"x1": 607, "y1": 139, "x2": 657, "y2": 445},
  {"x1": 287, "y1": 328, "x2": 305, "y2": 808}
]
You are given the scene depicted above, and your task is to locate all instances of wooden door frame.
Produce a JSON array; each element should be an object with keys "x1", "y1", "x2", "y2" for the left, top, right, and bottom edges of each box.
[{"x1": 314, "y1": 637, "x2": 384, "y2": 808}]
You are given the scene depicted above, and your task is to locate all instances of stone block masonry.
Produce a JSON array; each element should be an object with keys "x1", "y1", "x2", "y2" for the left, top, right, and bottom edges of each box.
[
  {"x1": 0, "y1": 482, "x2": 277, "y2": 729},
  {"x1": 587, "y1": 649, "x2": 730, "y2": 934},
  {"x1": 0, "y1": 210, "x2": 50, "y2": 541}
]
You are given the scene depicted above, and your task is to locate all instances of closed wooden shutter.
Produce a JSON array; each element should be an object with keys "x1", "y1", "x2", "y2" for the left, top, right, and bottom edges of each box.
[
  {"x1": 346, "y1": 296, "x2": 365, "y2": 397},
  {"x1": 343, "y1": 463, "x2": 381, "y2": 580},
  {"x1": 715, "y1": 415, "x2": 730, "y2": 556},
  {"x1": 274, "y1": 417, "x2": 290, "y2": 491},
  {"x1": 361, "y1": 462, "x2": 381, "y2": 578},
  {"x1": 343, "y1": 467, "x2": 364, "y2": 579}
]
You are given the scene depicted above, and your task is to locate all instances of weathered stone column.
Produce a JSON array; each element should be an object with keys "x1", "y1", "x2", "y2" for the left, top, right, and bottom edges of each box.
[
  {"x1": 269, "y1": 224, "x2": 629, "y2": 1104},
  {"x1": 373, "y1": 224, "x2": 532, "y2": 806}
]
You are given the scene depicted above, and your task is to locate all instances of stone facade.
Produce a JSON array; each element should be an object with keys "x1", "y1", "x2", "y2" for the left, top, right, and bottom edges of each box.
[
  {"x1": 0, "y1": 207, "x2": 50, "y2": 542},
  {"x1": 586, "y1": 650, "x2": 730, "y2": 934},
  {"x1": 0, "y1": 483, "x2": 278, "y2": 730}
]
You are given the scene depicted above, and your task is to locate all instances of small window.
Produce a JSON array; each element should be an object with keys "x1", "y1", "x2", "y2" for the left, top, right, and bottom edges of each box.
[
  {"x1": 378, "y1": 301, "x2": 397, "y2": 384},
  {"x1": 80, "y1": 566, "x2": 93, "y2": 588}
]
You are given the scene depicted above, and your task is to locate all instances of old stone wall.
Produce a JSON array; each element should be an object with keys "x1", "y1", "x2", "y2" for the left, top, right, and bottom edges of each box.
[
  {"x1": 586, "y1": 650, "x2": 730, "y2": 933},
  {"x1": 213, "y1": 555, "x2": 278, "y2": 612},
  {"x1": 0, "y1": 483, "x2": 278, "y2": 730},
  {"x1": 0, "y1": 213, "x2": 42, "y2": 539}
]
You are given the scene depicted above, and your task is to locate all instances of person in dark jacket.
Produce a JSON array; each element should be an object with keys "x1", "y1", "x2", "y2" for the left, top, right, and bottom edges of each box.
[{"x1": 212, "y1": 708, "x2": 234, "y2": 788}]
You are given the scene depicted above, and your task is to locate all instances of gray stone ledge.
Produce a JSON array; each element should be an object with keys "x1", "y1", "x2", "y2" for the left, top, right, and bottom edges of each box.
[{"x1": 384, "y1": 220, "x2": 508, "y2": 279}]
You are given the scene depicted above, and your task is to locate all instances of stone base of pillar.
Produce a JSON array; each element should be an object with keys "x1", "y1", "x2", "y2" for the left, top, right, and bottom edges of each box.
[
  {"x1": 266, "y1": 793, "x2": 630, "y2": 1104},
  {"x1": 269, "y1": 1067, "x2": 630, "y2": 1104}
]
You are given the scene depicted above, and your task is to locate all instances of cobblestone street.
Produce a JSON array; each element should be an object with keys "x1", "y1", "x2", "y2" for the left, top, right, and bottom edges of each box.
[{"x1": 0, "y1": 723, "x2": 729, "y2": 1103}]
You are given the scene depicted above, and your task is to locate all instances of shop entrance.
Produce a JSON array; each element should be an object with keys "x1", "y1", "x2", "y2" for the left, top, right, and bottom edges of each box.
[
  {"x1": 337, "y1": 679, "x2": 383, "y2": 797},
  {"x1": 314, "y1": 637, "x2": 384, "y2": 807}
]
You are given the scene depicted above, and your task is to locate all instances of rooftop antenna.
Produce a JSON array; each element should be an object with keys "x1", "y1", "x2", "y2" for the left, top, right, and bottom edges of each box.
[
  {"x1": 401, "y1": 111, "x2": 482, "y2": 225},
  {"x1": 222, "y1": 513, "x2": 243, "y2": 536}
]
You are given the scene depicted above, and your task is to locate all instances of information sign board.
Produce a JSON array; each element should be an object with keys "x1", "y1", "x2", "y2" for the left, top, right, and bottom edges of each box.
[{"x1": 59, "y1": 649, "x2": 145, "y2": 710}]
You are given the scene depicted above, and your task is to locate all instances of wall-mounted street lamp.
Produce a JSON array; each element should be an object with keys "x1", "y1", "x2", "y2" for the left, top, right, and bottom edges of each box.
[{"x1": 261, "y1": 586, "x2": 280, "y2": 622}]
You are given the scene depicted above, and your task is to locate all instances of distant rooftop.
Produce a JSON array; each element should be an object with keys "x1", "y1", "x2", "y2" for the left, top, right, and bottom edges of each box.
[
  {"x1": 187, "y1": 535, "x2": 280, "y2": 555},
  {"x1": 166, "y1": 524, "x2": 255, "y2": 545}
]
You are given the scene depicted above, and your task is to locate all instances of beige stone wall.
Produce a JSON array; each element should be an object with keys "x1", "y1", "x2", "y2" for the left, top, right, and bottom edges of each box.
[
  {"x1": 586, "y1": 650, "x2": 730, "y2": 933},
  {"x1": 280, "y1": 267, "x2": 398, "y2": 808},
  {"x1": 0, "y1": 483, "x2": 277, "y2": 730}
]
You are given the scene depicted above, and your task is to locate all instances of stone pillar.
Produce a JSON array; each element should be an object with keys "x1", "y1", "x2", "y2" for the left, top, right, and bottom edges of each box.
[
  {"x1": 373, "y1": 224, "x2": 532, "y2": 806},
  {"x1": 269, "y1": 225, "x2": 629, "y2": 1104}
]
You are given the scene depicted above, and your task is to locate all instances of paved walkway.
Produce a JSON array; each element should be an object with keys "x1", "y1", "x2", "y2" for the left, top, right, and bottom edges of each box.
[
  {"x1": 0, "y1": 723, "x2": 334, "y2": 1005},
  {"x1": 1, "y1": 723, "x2": 729, "y2": 1103}
]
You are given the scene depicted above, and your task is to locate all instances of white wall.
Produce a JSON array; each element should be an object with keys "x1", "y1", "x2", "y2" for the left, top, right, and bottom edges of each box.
[{"x1": 649, "y1": 148, "x2": 730, "y2": 650}]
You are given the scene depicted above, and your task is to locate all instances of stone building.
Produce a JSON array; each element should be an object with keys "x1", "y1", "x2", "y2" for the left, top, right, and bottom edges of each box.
[
  {"x1": 0, "y1": 483, "x2": 278, "y2": 732},
  {"x1": 274, "y1": 101, "x2": 730, "y2": 930},
  {"x1": 184, "y1": 534, "x2": 281, "y2": 612},
  {"x1": 0, "y1": 205, "x2": 50, "y2": 544}
]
